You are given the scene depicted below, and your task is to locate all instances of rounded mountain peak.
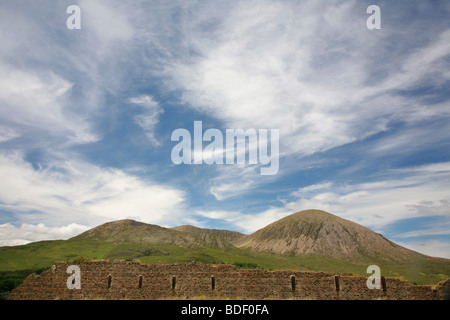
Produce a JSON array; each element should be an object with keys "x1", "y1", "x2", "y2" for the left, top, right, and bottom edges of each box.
[
  {"x1": 236, "y1": 209, "x2": 423, "y2": 262},
  {"x1": 275, "y1": 209, "x2": 339, "y2": 223}
]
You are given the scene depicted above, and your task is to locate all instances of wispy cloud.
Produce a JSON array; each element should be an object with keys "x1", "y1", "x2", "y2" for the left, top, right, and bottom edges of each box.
[
  {"x1": 198, "y1": 162, "x2": 450, "y2": 235},
  {"x1": 285, "y1": 163, "x2": 450, "y2": 228},
  {"x1": 129, "y1": 95, "x2": 164, "y2": 146},
  {"x1": 396, "y1": 239, "x2": 450, "y2": 259},
  {"x1": 167, "y1": 0, "x2": 450, "y2": 159},
  {"x1": 80, "y1": 0, "x2": 135, "y2": 46},
  {"x1": 0, "y1": 64, "x2": 98, "y2": 144},
  {"x1": 0, "y1": 1, "x2": 449, "y2": 259},
  {"x1": 0, "y1": 126, "x2": 19, "y2": 143},
  {"x1": 196, "y1": 206, "x2": 290, "y2": 234}
]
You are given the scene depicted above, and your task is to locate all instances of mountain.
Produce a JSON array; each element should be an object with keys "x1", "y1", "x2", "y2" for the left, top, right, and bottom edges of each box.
[
  {"x1": 234, "y1": 209, "x2": 425, "y2": 262},
  {"x1": 170, "y1": 225, "x2": 247, "y2": 246},
  {"x1": 73, "y1": 219, "x2": 240, "y2": 249},
  {"x1": 1, "y1": 209, "x2": 449, "y2": 292}
]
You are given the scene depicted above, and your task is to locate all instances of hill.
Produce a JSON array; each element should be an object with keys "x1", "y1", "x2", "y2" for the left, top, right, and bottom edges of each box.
[
  {"x1": 235, "y1": 209, "x2": 425, "y2": 263},
  {"x1": 1, "y1": 209, "x2": 449, "y2": 295},
  {"x1": 73, "y1": 219, "x2": 237, "y2": 249},
  {"x1": 170, "y1": 225, "x2": 247, "y2": 245}
]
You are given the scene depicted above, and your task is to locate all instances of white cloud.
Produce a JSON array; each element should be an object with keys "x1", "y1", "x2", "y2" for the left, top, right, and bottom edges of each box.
[
  {"x1": 396, "y1": 239, "x2": 450, "y2": 259},
  {"x1": 0, "y1": 126, "x2": 19, "y2": 143},
  {"x1": 0, "y1": 223, "x2": 89, "y2": 247},
  {"x1": 129, "y1": 95, "x2": 164, "y2": 146},
  {"x1": 284, "y1": 164, "x2": 450, "y2": 228},
  {"x1": 79, "y1": 0, "x2": 135, "y2": 47},
  {"x1": 207, "y1": 160, "x2": 284, "y2": 201},
  {"x1": 0, "y1": 2, "x2": 180, "y2": 246},
  {"x1": 233, "y1": 207, "x2": 293, "y2": 234},
  {"x1": 196, "y1": 206, "x2": 290, "y2": 234},
  {"x1": 210, "y1": 183, "x2": 243, "y2": 201},
  {"x1": 407, "y1": 200, "x2": 450, "y2": 217},
  {"x1": 197, "y1": 165, "x2": 450, "y2": 256},
  {"x1": 197, "y1": 162, "x2": 450, "y2": 243},
  {"x1": 396, "y1": 225, "x2": 450, "y2": 239},
  {"x1": 0, "y1": 64, "x2": 98, "y2": 144},
  {"x1": 167, "y1": 0, "x2": 450, "y2": 160},
  {"x1": 0, "y1": 0, "x2": 449, "y2": 261},
  {"x1": 0, "y1": 0, "x2": 145, "y2": 150},
  {"x1": 208, "y1": 165, "x2": 257, "y2": 201},
  {"x1": 291, "y1": 182, "x2": 334, "y2": 195},
  {"x1": 0, "y1": 151, "x2": 186, "y2": 229},
  {"x1": 385, "y1": 30, "x2": 450, "y2": 91},
  {"x1": 196, "y1": 210, "x2": 241, "y2": 221}
]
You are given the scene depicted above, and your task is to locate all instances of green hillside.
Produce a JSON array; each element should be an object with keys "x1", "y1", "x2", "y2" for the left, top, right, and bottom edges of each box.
[
  {"x1": 1, "y1": 236, "x2": 449, "y2": 295},
  {"x1": 1, "y1": 212, "x2": 450, "y2": 297}
]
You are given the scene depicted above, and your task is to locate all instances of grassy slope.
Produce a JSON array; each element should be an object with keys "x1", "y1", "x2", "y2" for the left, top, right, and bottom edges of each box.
[
  {"x1": 0, "y1": 239, "x2": 116, "y2": 271},
  {"x1": 1, "y1": 238, "x2": 449, "y2": 295}
]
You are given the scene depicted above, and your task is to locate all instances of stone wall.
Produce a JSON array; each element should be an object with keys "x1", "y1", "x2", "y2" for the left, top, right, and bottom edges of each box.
[{"x1": 8, "y1": 260, "x2": 450, "y2": 300}]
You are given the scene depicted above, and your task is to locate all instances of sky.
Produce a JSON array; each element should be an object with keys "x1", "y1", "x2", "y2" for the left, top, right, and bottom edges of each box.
[{"x1": 0, "y1": 0, "x2": 449, "y2": 259}]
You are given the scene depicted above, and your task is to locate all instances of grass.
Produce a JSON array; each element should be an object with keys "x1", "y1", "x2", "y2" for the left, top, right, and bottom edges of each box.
[{"x1": 0, "y1": 238, "x2": 116, "y2": 271}]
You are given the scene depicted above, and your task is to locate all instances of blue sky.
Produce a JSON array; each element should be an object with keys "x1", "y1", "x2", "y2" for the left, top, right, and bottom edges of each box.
[{"x1": 0, "y1": 0, "x2": 450, "y2": 258}]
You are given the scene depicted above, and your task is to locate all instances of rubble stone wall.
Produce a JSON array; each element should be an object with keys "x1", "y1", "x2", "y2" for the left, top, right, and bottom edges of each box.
[{"x1": 8, "y1": 260, "x2": 450, "y2": 300}]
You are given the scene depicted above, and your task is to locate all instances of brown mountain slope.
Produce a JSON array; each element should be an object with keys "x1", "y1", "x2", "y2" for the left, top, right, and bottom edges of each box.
[
  {"x1": 170, "y1": 225, "x2": 247, "y2": 245},
  {"x1": 234, "y1": 209, "x2": 428, "y2": 263},
  {"x1": 73, "y1": 219, "x2": 235, "y2": 249},
  {"x1": 73, "y1": 211, "x2": 447, "y2": 265}
]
